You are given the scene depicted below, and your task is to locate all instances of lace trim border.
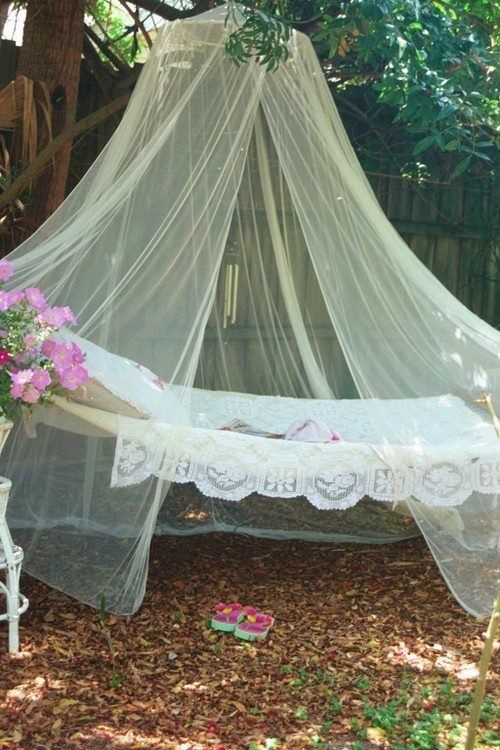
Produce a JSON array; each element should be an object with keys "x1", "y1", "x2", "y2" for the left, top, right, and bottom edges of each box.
[{"x1": 111, "y1": 436, "x2": 500, "y2": 510}]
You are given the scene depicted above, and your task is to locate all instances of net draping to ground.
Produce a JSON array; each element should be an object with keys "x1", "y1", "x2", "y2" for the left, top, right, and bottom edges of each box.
[{"x1": 2, "y1": 3, "x2": 499, "y2": 617}]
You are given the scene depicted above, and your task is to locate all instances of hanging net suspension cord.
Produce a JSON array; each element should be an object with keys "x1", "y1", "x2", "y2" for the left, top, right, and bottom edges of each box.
[{"x1": 254, "y1": 110, "x2": 334, "y2": 400}]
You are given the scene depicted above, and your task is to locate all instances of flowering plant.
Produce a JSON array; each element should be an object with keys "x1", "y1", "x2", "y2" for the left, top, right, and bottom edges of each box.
[{"x1": 0, "y1": 260, "x2": 88, "y2": 419}]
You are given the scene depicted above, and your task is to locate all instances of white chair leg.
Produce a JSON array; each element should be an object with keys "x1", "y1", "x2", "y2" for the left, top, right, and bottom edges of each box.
[
  {"x1": 0, "y1": 477, "x2": 28, "y2": 653},
  {"x1": 6, "y1": 561, "x2": 20, "y2": 653}
]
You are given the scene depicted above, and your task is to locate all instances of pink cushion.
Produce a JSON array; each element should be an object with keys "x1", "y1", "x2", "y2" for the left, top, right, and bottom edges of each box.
[{"x1": 284, "y1": 418, "x2": 340, "y2": 442}]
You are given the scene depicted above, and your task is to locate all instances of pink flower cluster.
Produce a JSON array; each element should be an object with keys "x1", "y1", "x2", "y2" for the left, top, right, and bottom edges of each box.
[
  {"x1": 0, "y1": 260, "x2": 88, "y2": 409},
  {"x1": 8, "y1": 339, "x2": 88, "y2": 403},
  {"x1": 0, "y1": 284, "x2": 76, "y2": 327},
  {"x1": 0, "y1": 263, "x2": 76, "y2": 322},
  {"x1": 10, "y1": 368, "x2": 52, "y2": 404},
  {"x1": 41, "y1": 340, "x2": 88, "y2": 391}
]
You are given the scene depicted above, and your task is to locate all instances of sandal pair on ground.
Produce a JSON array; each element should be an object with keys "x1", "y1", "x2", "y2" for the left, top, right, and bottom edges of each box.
[{"x1": 211, "y1": 602, "x2": 274, "y2": 641}]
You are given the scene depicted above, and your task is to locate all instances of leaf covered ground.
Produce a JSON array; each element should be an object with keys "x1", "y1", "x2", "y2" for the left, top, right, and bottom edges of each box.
[{"x1": 0, "y1": 533, "x2": 498, "y2": 749}]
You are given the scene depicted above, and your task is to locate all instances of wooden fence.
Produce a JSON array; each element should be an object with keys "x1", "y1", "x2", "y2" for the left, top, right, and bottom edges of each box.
[
  {"x1": 194, "y1": 136, "x2": 498, "y2": 395},
  {"x1": 371, "y1": 172, "x2": 498, "y2": 327}
]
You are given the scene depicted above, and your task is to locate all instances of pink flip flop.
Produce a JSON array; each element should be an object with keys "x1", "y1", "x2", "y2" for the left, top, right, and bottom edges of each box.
[
  {"x1": 234, "y1": 607, "x2": 274, "y2": 641},
  {"x1": 211, "y1": 601, "x2": 245, "y2": 632}
]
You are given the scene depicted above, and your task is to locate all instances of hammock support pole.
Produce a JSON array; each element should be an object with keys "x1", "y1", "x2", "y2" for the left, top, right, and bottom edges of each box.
[{"x1": 464, "y1": 580, "x2": 500, "y2": 749}]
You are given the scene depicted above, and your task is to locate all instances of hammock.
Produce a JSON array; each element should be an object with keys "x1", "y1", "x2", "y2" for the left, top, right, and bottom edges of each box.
[
  {"x1": 32, "y1": 331, "x2": 497, "y2": 620},
  {"x1": 2, "y1": 4, "x2": 498, "y2": 616},
  {"x1": 46, "y1": 333, "x2": 498, "y2": 511}
]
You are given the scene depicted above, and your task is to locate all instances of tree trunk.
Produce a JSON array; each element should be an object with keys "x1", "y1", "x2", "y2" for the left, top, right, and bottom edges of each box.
[
  {"x1": 16, "y1": 0, "x2": 85, "y2": 235},
  {"x1": 0, "y1": 2, "x2": 9, "y2": 38}
]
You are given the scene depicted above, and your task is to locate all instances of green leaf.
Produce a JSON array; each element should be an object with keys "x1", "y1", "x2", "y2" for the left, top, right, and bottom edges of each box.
[
  {"x1": 451, "y1": 155, "x2": 472, "y2": 179},
  {"x1": 474, "y1": 151, "x2": 492, "y2": 161},
  {"x1": 412, "y1": 135, "x2": 438, "y2": 155},
  {"x1": 295, "y1": 706, "x2": 308, "y2": 722}
]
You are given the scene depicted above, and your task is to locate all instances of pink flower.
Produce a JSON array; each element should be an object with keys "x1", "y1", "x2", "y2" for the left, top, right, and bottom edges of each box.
[
  {"x1": 0, "y1": 290, "x2": 24, "y2": 311},
  {"x1": 40, "y1": 306, "x2": 78, "y2": 329},
  {"x1": 0, "y1": 261, "x2": 14, "y2": 281},
  {"x1": 0, "y1": 349, "x2": 10, "y2": 365},
  {"x1": 25, "y1": 287, "x2": 47, "y2": 311},
  {"x1": 31, "y1": 369, "x2": 51, "y2": 392},
  {"x1": 40, "y1": 307, "x2": 67, "y2": 329},
  {"x1": 7, "y1": 290, "x2": 24, "y2": 306},
  {"x1": 10, "y1": 382, "x2": 24, "y2": 399},
  {"x1": 10, "y1": 369, "x2": 33, "y2": 387},
  {"x1": 71, "y1": 343, "x2": 85, "y2": 364},
  {"x1": 9, "y1": 369, "x2": 39, "y2": 401},
  {"x1": 58, "y1": 364, "x2": 88, "y2": 391},
  {"x1": 52, "y1": 343, "x2": 74, "y2": 372},
  {"x1": 21, "y1": 384, "x2": 41, "y2": 404},
  {"x1": 24, "y1": 332, "x2": 37, "y2": 347},
  {"x1": 50, "y1": 342, "x2": 87, "y2": 377},
  {"x1": 41, "y1": 338, "x2": 57, "y2": 358},
  {"x1": 0, "y1": 292, "x2": 10, "y2": 312},
  {"x1": 61, "y1": 307, "x2": 78, "y2": 326}
]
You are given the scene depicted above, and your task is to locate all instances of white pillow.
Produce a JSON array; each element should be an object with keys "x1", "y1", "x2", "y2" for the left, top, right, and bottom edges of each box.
[
  {"x1": 58, "y1": 330, "x2": 188, "y2": 424},
  {"x1": 71, "y1": 377, "x2": 149, "y2": 419}
]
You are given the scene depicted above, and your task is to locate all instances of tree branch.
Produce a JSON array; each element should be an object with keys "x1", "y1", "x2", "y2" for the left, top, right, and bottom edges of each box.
[
  {"x1": 132, "y1": 0, "x2": 206, "y2": 21},
  {"x1": 0, "y1": 95, "x2": 130, "y2": 213},
  {"x1": 83, "y1": 36, "x2": 118, "y2": 91},
  {"x1": 85, "y1": 24, "x2": 131, "y2": 74},
  {"x1": 335, "y1": 94, "x2": 400, "y2": 170},
  {"x1": 116, "y1": 0, "x2": 154, "y2": 49}
]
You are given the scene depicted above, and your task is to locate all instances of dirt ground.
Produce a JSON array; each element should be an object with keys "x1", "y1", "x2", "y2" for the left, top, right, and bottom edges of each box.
[{"x1": 0, "y1": 533, "x2": 498, "y2": 749}]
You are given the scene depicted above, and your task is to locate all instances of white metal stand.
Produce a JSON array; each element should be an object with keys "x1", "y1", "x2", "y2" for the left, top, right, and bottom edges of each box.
[{"x1": 0, "y1": 477, "x2": 28, "y2": 653}]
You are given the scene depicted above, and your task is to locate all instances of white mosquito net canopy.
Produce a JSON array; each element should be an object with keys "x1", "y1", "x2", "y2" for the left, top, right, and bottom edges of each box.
[{"x1": 2, "y1": 3, "x2": 499, "y2": 616}]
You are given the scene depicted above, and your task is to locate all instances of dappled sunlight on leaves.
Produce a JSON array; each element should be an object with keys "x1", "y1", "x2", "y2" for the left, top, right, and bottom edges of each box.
[
  {"x1": 387, "y1": 639, "x2": 482, "y2": 679},
  {"x1": 0, "y1": 533, "x2": 498, "y2": 748}
]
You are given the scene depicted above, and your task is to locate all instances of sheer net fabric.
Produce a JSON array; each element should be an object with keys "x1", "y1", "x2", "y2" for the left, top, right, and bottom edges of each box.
[{"x1": 2, "y1": 4, "x2": 499, "y2": 616}]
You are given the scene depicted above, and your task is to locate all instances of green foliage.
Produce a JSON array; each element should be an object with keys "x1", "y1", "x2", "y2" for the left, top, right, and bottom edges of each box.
[
  {"x1": 364, "y1": 699, "x2": 402, "y2": 731},
  {"x1": 325, "y1": 692, "x2": 342, "y2": 715},
  {"x1": 6, "y1": 1, "x2": 496, "y2": 180},
  {"x1": 88, "y1": 0, "x2": 147, "y2": 64},
  {"x1": 225, "y1": 0, "x2": 291, "y2": 70},
  {"x1": 220, "y1": 0, "x2": 498, "y2": 177},
  {"x1": 480, "y1": 696, "x2": 500, "y2": 722},
  {"x1": 349, "y1": 676, "x2": 499, "y2": 749},
  {"x1": 295, "y1": 705, "x2": 309, "y2": 721},
  {"x1": 357, "y1": 676, "x2": 371, "y2": 690},
  {"x1": 261, "y1": 664, "x2": 497, "y2": 748}
]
